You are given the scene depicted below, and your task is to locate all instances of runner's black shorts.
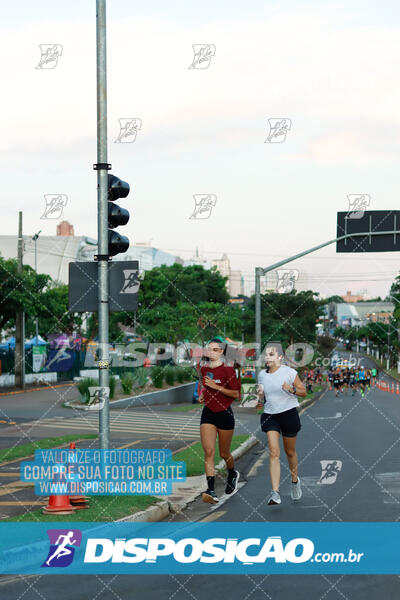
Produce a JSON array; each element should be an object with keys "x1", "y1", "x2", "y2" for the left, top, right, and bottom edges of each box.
[
  {"x1": 260, "y1": 407, "x2": 301, "y2": 438},
  {"x1": 200, "y1": 405, "x2": 235, "y2": 430},
  {"x1": 334, "y1": 381, "x2": 340, "y2": 388}
]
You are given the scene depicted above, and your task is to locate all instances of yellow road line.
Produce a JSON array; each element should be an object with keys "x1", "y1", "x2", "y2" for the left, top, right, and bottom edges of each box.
[{"x1": 0, "y1": 500, "x2": 46, "y2": 505}]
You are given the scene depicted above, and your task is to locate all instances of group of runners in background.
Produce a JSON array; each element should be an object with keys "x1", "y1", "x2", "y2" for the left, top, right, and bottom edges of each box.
[
  {"x1": 327, "y1": 365, "x2": 377, "y2": 397},
  {"x1": 302, "y1": 365, "x2": 378, "y2": 397}
]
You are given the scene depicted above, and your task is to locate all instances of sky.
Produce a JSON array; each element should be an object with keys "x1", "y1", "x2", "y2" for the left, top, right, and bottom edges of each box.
[{"x1": 2, "y1": 0, "x2": 400, "y2": 299}]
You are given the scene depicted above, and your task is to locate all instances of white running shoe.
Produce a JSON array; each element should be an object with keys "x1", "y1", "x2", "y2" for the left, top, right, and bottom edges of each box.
[
  {"x1": 291, "y1": 477, "x2": 302, "y2": 501},
  {"x1": 267, "y1": 490, "x2": 281, "y2": 505}
]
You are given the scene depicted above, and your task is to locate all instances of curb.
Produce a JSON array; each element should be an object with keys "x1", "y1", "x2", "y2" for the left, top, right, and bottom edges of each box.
[
  {"x1": 116, "y1": 435, "x2": 259, "y2": 522},
  {"x1": 63, "y1": 382, "x2": 195, "y2": 410},
  {"x1": 116, "y1": 500, "x2": 171, "y2": 523}
]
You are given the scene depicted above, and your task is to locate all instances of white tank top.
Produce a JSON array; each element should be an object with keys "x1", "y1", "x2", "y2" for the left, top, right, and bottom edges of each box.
[{"x1": 258, "y1": 365, "x2": 299, "y2": 414}]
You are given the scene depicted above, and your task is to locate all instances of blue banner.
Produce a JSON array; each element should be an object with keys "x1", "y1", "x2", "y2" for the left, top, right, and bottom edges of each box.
[
  {"x1": 1, "y1": 522, "x2": 400, "y2": 575},
  {"x1": 19, "y1": 449, "x2": 186, "y2": 496},
  {"x1": 43, "y1": 348, "x2": 74, "y2": 372}
]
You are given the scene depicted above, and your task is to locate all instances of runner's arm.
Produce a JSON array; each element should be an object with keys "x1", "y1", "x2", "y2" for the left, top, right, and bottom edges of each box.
[{"x1": 215, "y1": 386, "x2": 240, "y2": 399}]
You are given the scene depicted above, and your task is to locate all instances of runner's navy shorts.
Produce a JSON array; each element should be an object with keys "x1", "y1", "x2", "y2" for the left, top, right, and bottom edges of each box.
[
  {"x1": 201, "y1": 405, "x2": 235, "y2": 430},
  {"x1": 260, "y1": 407, "x2": 301, "y2": 438}
]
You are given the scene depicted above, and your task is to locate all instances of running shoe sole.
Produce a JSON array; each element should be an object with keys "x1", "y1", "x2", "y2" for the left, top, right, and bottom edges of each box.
[
  {"x1": 267, "y1": 492, "x2": 281, "y2": 505},
  {"x1": 202, "y1": 492, "x2": 219, "y2": 504}
]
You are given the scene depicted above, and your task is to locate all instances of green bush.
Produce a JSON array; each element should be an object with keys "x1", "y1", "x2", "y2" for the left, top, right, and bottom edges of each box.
[
  {"x1": 121, "y1": 372, "x2": 134, "y2": 395},
  {"x1": 134, "y1": 367, "x2": 150, "y2": 387},
  {"x1": 182, "y1": 367, "x2": 197, "y2": 382},
  {"x1": 75, "y1": 377, "x2": 98, "y2": 403},
  {"x1": 151, "y1": 366, "x2": 164, "y2": 388},
  {"x1": 176, "y1": 368, "x2": 186, "y2": 384},
  {"x1": 165, "y1": 367, "x2": 176, "y2": 386}
]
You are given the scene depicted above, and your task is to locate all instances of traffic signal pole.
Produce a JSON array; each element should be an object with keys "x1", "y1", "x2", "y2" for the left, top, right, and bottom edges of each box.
[
  {"x1": 254, "y1": 229, "x2": 400, "y2": 380},
  {"x1": 15, "y1": 211, "x2": 25, "y2": 389},
  {"x1": 96, "y1": 0, "x2": 110, "y2": 449}
]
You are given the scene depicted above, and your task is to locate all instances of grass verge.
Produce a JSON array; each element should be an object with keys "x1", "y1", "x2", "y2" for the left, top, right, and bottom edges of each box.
[{"x1": 167, "y1": 404, "x2": 201, "y2": 412}]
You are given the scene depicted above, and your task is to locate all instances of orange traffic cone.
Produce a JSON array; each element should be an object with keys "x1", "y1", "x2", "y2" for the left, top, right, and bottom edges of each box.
[
  {"x1": 396, "y1": 384, "x2": 399, "y2": 395},
  {"x1": 68, "y1": 442, "x2": 89, "y2": 510},
  {"x1": 43, "y1": 493, "x2": 76, "y2": 515},
  {"x1": 43, "y1": 457, "x2": 76, "y2": 515},
  {"x1": 392, "y1": 382, "x2": 395, "y2": 393}
]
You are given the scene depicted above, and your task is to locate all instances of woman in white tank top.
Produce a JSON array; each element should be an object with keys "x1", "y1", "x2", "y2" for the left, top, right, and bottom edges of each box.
[{"x1": 256, "y1": 342, "x2": 307, "y2": 506}]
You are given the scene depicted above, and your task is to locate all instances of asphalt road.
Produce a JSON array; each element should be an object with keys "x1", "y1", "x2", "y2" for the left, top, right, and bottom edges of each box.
[{"x1": 1, "y1": 353, "x2": 400, "y2": 597}]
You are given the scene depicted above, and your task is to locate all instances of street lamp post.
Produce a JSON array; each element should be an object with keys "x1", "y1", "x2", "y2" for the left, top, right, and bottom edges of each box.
[
  {"x1": 254, "y1": 229, "x2": 400, "y2": 380},
  {"x1": 32, "y1": 230, "x2": 41, "y2": 342}
]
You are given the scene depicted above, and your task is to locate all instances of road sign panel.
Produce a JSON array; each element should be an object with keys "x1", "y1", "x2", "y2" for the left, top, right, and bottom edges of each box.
[
  {"x1": 68, "y1": 261, "x2": 139, "y2": 312},
  {"x1": 336, "y1": 210, "x2": 400, "y2": 252}
]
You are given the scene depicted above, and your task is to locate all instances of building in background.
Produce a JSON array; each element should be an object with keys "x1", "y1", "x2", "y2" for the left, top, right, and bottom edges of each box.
[
  {"x1": 183, "y1": 247, "x2": 211, "y2": 269},
  {"x1": 229, "y1": 270, "x2": 243, "y2": 297},
  {"x1": 0, "y1": 226, "x2": 183, "y2": 284},
  {"x1": 56, "y1": 220, "x2": 74, "y2": 236},
  {"x1": 324, "y1": 300, "x2": 395, "y2": 331},
  {"x1": 211, "y1": 253, "x2": 244, "y2": 297},
  {"x1": 341, "y1": 289, "x2": 369, "y2": 302}
]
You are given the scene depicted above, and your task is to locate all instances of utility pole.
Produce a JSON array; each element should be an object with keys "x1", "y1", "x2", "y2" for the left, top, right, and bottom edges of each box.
[
  {"x1": 387, "y1": 325, "x2": 390, "y2": 370},
  {"x1": 15, "y1": 212, "x2": 25, "y2": 389},
  {"x1": 96, "y1": 0, "x2": 110, "y2": 449},
  {"x1": 32, "y1": 230, "x2": 41, "y2": 342}
]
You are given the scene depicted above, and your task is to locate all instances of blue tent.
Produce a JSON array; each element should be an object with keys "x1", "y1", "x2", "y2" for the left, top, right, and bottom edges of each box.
[
  {"x1": 26, "y1": 335, "x2": 48, "y2": 347},
  {"x1": 0, "y1": 336, "x2": 47, "y2": 349}
]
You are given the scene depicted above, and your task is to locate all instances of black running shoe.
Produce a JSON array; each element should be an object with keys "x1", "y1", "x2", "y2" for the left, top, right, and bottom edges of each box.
[
  {"x1": 202, "y1": 489, "x2": 219, "y2": 504},
  {"x1": 225, "y1": 470, "x2": 240, "y2": 495}
]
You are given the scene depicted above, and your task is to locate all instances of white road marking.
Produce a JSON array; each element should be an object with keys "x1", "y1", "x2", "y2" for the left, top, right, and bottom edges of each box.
[{"x1": 314, "y1": 412, "x2": 342, "y2": 420}]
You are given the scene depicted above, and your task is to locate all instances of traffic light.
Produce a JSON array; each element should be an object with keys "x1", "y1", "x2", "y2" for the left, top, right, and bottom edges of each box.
[{"x1": 108, "y1": 174, "x2": 130, "y2": 257}]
